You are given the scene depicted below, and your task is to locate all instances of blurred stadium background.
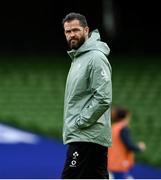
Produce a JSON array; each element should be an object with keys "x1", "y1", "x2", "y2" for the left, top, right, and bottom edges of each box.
[{"x1": 0, "y1": 0, "x2": 161, "y2": 178}]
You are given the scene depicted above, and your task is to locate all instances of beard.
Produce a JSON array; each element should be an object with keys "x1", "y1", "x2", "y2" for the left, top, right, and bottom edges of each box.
[{"x1": 67, "y1": 36, "x2": 86, "y2": 50}]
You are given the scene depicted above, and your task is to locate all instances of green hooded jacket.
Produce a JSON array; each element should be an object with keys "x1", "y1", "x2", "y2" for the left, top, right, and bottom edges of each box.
[{"x1": 63, "y1": 29, "x2": 112, "y2": 147}]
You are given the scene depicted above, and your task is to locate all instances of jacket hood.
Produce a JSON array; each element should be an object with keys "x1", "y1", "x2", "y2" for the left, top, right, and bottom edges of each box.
[{"x1": 68, "y1": 29, "x2": 110, "y2": 60}]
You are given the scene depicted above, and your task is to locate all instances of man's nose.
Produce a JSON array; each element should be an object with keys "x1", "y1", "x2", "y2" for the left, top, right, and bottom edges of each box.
[{"x1": 70, "y1": 31, "x2": 76, "y2": 37}]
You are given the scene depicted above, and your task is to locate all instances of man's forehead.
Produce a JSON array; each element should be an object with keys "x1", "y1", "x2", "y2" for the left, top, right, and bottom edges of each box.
[{"x1": 64, "y1": 20, "x2": 82, "y2": 29}]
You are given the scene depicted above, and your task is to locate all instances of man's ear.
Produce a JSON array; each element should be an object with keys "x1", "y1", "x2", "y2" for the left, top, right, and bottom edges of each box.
[{"x1": 84, "y1": 27, "x2": 89, "y2": 37}]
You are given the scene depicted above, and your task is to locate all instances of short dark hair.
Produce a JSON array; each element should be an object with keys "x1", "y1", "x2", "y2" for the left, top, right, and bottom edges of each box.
[
  {"x1": 62, "y1": 12, "x2": 88, "y2": 27},
  {"x1": 112, "y1": 106, "x2": 130, "y2": 123}
]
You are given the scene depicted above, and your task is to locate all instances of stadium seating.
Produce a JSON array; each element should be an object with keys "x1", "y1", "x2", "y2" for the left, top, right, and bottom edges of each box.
[{"x1": 0, "y1": 54, "x2": 160, "y2": 167}]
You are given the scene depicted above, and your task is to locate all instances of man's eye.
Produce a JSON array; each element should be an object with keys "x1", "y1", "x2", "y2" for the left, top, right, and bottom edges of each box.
[{"x1": 73, "y1": 29, "x2": 80, "y2": 32}]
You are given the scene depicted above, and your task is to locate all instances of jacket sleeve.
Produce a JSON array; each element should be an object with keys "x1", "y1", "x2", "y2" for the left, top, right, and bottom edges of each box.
[{"x1": 76, "y1": 54, "x2": 112, "y2": 129}]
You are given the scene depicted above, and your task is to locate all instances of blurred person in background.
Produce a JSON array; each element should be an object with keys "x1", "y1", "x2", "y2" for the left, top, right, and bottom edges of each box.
[
  {"x1": 108, "y1": 106, "x2": 146, "y2": 179},
  {"x1": 61, "y1": 12, "x2": 112, "y2": 179}
]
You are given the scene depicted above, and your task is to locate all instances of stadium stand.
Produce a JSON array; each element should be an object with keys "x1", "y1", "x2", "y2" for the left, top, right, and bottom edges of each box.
[{"x1": 0, "y1": 54, "x2": 161, "y2": 168}]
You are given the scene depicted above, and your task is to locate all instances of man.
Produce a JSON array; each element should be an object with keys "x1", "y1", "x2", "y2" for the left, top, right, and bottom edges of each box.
[
  {"x1": 61, "y1": 12, "x2": 112, "y2": 179},
  {"x1": 108, "y1": 106, "x2": 146, "y2": 179}
]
